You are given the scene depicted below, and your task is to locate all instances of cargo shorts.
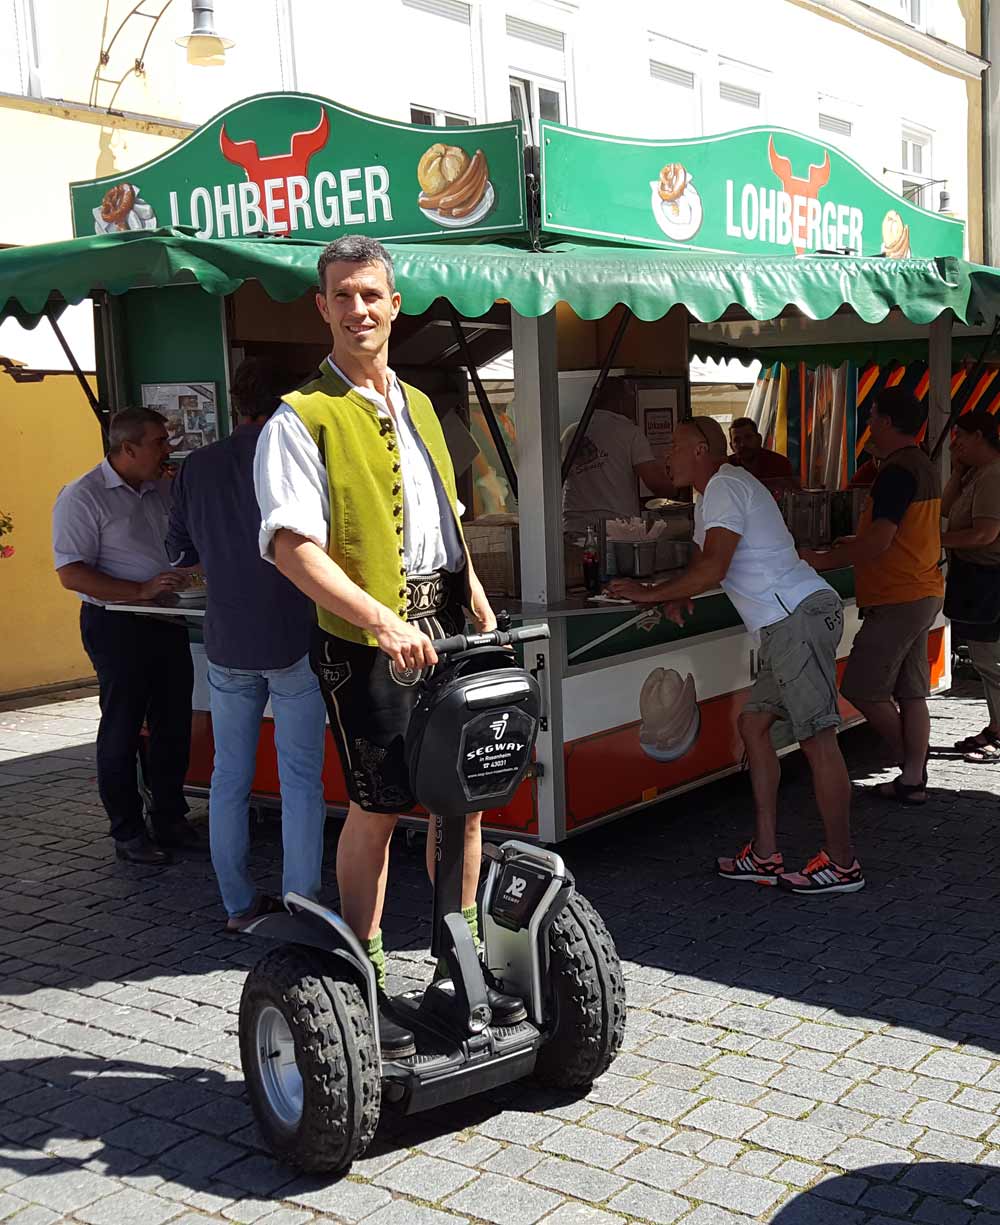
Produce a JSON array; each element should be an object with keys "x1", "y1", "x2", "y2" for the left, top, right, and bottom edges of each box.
[
  {"x1": 840, "y1": 595, "x2": 942, "y2": 706},
  {"x1": 743, "y1": 588, "x2": 845, "y2": 743}
]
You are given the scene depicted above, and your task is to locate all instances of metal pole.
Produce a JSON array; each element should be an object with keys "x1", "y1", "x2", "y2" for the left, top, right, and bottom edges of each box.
[
  {"x1": 45, "y1": 306, "x2": 109, "y2": 443},
  {"x1": 560, "y1": 307, "x2": 633, "y2": 484},
  {"x1": 445, "y1": 303, "x2": 518, "y2": 501},
  {"x1": 929, "y1": 312, "x2": 995, "y2": 461}
]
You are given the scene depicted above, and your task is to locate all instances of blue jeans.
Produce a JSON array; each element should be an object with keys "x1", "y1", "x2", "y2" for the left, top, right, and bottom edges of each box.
[{"x1": 207, "y1": 653, "x2": 327, "y2": 917}]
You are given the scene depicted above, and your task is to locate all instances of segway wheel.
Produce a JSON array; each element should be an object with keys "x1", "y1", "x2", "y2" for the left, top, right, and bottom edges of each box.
[
  {"x1": 534, "y1": 891, "x2": 626, "y2": 1089},
  {"x1": 239, "y1": 945, "x2": 380, "y2": 1173}
]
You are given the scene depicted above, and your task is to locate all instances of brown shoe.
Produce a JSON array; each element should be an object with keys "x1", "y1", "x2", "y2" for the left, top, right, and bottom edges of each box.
[
  {"x1": 115, "y1": 836, "x2": 170, "y2": 866},
  {"x1": 225, "y1": 894, "x2": 283, "y2": 934}
]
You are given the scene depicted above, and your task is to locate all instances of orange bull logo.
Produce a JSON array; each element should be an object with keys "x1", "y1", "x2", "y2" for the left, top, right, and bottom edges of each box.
[
  {"x1": 725, "y1": 136, "x2": 864, "y2": 255},
  {"x1": 167, "y1": 106, "x2": 394, "y2": 238}
]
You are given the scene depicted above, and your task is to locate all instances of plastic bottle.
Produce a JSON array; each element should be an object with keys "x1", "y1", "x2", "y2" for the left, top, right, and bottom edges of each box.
[{"x1": 583, "y1": 524, "x2": 601, "y2": 594}]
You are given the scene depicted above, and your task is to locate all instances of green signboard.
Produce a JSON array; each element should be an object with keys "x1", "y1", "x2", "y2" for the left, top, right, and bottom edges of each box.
[
  {"x1": 540, "y1": 122, "x2": 963, "y2": 259},
  {"x1": 71, "y1": 92, "x2": 526, "y2": 244}
]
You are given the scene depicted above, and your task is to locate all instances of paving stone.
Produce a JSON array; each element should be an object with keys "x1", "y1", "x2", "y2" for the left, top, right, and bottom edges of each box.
[
  {"x1": 906, "y1": 1099, "x2": 994, "y2": 1138},
  {"x1": 746, "y1": 1117, "x2": 842, "y2": 1161},
  {"x1": 477, "y1": 1112, "x2": 563, "y2": 1146},
  {"x1": 702, "y1": 1076, "x2": 765, "y2": 1106},
  {"x1": 417, "y1": 1133, "x2": 501, "y2": 1168},
  {"x1": 782, "y1": 1023, "x2": 863, "y2": 1054},
  {"x1": 914, "y1": 1050, "x2": 992, "y2": 1084},
  {"x1": 826, "y1": 1137, "x2": 914, "y2": 1173},
  {"x1": 681, "y1": 1208, "x2": 758, "y2": 1225},
  {"x1": 900, "y1": 1160, "x2": 987, "y2": 1200},
  {"x1": 7, "y1": 1165, "x2": 112, "y2": 1212},
  {"x1": 773, "y1": 1159, "x2": 822, "y2": 1187},
  {"x1": 375, "y1": 1154, "x2": 475, "y2": 1200},
  {"x1": 526, "y1": 1156, "x2": 626, "y2": 1202},
  {"x1": 527, "y1": 1207, "x2": 625, "y2": 1225},
  {"x1": 769, "y1": 1066, "x2": 852, "y2": 1105},
  {"x1": 680, "y1": 1101, "x2": 766, "y2": 1140},
  {"x1": 444, "y1": 1173, "x2": 561, "y2": 1225},
  {"x1": 75, "y1": 1188, "x2": 184, "y2": 1224},
  {"x1": 813, "y1": 1173, "x2": 869, "y2": 1204},
  {"x1": 683, "y1": 1167, "x2": 786, "y2": 1216},
  {"x1": 540, "y1": 1124, "x2": 636, "y2": 1169},
  {"x1": 620, "y1": 1085, "x2": 700, "y2": 1122},
  {"x1": 614, "y1": 1148, "x2": 703, "y2": 1191},
  {"x1": 858, "y1": 1184, "x2": 917, "y2": 1216},
  {"x1": 862, "y1": 1118, "x2": 923, "y2": 1149},
  {"x1": 606, "y1": 1183, "x2": 688, "y2": 1224},
  {"x1": 285, "y1": 1179, "x2": 392, "y2": 1219},
  {"x1": 481, "y1": 1144, "x2": 545, "y2": 1178},
  {"x1": 850, "y1": 1035, "x2": 933, "y2": 1071},
  {"x1": 706, "y1": 1055, "x2": 781, "y2": 1084},
  {"x1": 913, "y1": 1128, "x2": 984, "y2": 1161},
  {"x1": 753, "y1": 1090, "x2": 815, "y2": 1119},
  {"x1": 363, "y1": 1203, "x2": 469, "y2": 1225},
  {"x1": 733, "y1": 1151, "x2": 782, "y2": 1177}
]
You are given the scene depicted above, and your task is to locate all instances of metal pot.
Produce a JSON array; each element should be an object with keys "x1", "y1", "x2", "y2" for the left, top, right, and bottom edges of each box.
[{"x1": 613, "y1": 540, "x2": 658, "y2": 578}]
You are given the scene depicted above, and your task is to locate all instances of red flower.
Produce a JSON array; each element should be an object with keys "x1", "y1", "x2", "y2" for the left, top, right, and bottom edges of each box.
[{"x1": 0, "y1": 546, "x2": 14, "y2": 559}]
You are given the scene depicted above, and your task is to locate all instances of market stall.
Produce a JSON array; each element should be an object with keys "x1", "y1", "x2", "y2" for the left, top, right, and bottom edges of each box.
[{"x1": 5, "y1": 92, "x2": 999, "y2": 843}]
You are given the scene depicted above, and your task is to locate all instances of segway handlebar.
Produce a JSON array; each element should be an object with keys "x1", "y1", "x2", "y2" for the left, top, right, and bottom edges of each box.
[{"x1": 430, "y1": 623, "x2": 550, "y2": 658}]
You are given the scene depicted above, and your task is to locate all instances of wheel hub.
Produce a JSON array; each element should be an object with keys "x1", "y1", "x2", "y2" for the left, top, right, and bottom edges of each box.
[{"x1": 254, "y1": 1004, "x2": 303, "y2": 1128}]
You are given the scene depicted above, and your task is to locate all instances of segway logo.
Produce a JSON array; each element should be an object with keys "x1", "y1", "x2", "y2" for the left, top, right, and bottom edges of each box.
[
  {"x1": 490, "y1": 713, "x2": 509, "y2": 741},
  {"x1": 504, "y1": 875, "x2": 527, "y2": 901}
]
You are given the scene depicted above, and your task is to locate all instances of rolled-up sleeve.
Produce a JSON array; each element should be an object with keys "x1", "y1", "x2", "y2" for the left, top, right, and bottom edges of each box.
[
  {"x1": 253, "y1": 402, "x2": 330, "y2": 562},
  {"x1": 53, "y1": 485, "x2": 99, "y2": 570}
]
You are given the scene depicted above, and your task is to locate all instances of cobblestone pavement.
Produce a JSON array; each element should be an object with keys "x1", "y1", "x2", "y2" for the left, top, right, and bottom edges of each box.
[{"x1": 1, "y1": 676, "x2": 1000, "y2": 1225}]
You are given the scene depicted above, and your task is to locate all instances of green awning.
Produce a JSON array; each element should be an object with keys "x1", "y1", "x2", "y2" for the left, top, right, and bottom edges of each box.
[{"x1": 0, "y1": 225, "x2": 994, "y2": 329}]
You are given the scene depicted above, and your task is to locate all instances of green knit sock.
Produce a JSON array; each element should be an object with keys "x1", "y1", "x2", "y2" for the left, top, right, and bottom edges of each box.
[
  {"x1": 366, "y1": 930, "x2": 386, "y2": 993},
  {"x1": 435, "y1": 904, "x2": 480, "y2": 981}
]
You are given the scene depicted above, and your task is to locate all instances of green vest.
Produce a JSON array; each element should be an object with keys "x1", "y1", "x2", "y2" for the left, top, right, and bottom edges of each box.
[{"x1": 284, "y1": 363, "x2": 466, "y2": 646}]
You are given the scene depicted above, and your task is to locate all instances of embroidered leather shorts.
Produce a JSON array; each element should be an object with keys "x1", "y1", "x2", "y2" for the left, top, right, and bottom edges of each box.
[{"x1": 310, "y1": 571, "x2": 465, "y2": 813}]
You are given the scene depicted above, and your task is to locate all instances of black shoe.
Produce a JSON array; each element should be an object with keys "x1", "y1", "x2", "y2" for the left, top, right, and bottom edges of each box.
[
  {"x1": 485, "y1": 980, "x2": 527, "y2": 1027},
  {"x1": 153, "y1": 817, "x2": 203, "y2": 848},
  {"x1": 377, "y1": 992, "x2": 416, "y2": 1060},
  {"x1": 115, "y1": 836, "x2": 170, "y2": 865}
]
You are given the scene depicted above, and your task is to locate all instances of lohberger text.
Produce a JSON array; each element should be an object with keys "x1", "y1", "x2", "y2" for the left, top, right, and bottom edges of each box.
[{"x1": 725, "y1": 180, "x2": 864, "y2": 254}]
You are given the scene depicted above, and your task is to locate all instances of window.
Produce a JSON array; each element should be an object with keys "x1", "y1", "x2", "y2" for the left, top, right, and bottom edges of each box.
[
  {"x1": 649, "y1": 60, "x2": 701, "y2": 136},
  {"x1": 899, "y1": 0, "x2": 924, "y2": 28},
  {"x1": 510, "y1": 74, "x2": 565, "y2": 144},
  {"x1": 719, "y1": 81, "x2": 760, "y2": 110},
  {"x1": 901, "y1": 129, "x2": 931, "y2": 207},
  {"x1": 410, "y1": 106, "x2": 473, "y2": 127}
]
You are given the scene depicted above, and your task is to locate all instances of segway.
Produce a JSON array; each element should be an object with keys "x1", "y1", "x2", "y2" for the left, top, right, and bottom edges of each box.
[{"x1": 237, "y1": 620, "x2": 626, "y2": 1173}]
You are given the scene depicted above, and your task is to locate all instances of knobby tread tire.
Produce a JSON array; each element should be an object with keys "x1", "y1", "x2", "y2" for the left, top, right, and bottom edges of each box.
[
  {"x1": 534, "y1": 890, "x2": 627, "y2": 1089},
  {"x1": 239, "y1": 944, "x2": 380, "y2": 1173}
]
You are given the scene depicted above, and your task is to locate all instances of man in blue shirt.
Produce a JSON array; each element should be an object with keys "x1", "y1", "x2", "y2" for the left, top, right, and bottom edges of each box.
[
  {"x1": 53, "y1": 407, "x2": 198, "y2": 865},
  {"x1": 167, "y1": 358, "x2": 327, "y2": 933}
]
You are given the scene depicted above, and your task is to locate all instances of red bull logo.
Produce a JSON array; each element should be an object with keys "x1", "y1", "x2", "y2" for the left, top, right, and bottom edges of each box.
[
  {"x1": 725, "y1": 136, "x2": 863, "y2": 255},
  {"x1": 167, "y1": 106, "x2": 394, "y2": 238}
]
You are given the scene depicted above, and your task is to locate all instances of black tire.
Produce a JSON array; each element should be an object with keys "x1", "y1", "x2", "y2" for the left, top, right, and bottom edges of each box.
[
  {"x1": 534, "y1": 890, "x2": 627, "y2": 1089},
  {"x1": 239, "y1": 944, "x2": 380, "y2": 1173}
]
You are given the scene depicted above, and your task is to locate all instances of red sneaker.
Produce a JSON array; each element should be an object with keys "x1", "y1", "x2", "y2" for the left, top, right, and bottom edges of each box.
[
  {"x1": 717, "y1": 842, "x2": 784, "y2": 885},
  {"x1": 778, "y1": 850, "x2": 865, "y2": 895}
]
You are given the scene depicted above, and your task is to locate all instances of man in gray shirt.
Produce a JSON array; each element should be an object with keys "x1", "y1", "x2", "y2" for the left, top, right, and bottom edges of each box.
[{"x1": 53, "y1": 407, "x2": 200, "y2": 864}]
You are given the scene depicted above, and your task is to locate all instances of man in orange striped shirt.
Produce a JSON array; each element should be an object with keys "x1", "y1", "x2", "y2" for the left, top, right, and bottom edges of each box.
[{"x1": 804, "y1": 388, "x2": 943, "y2": 806}]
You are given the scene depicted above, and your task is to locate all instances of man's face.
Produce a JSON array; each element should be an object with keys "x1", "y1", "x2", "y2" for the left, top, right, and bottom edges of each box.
[
  {"x1": 316, "y1": 260, "x2": 401, "y2": 363},
  {"x1": 123, "y1": 423, "x2": 170, "y2": 480},
  {"x1": 669, "y1": 423, "x2": 704, "y2": 486},
  {"x1": 730, "y1": 423, "x2": 761, "y2": 461},
  {"x1": 867, "y1": 406, "x2": 890, "y2": 457}
]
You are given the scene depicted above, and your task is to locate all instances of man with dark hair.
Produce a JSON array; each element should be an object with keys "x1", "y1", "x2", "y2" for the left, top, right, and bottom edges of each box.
[
  {"x1": 561, "y1": 377, "x2": 674, "y2": 530},
  {"x1": 53, "y1": 407, "x2": 197, "y2": 864},
  {"x1": 167, "y1": 358, "x2": 327, "y2": 932},
  {"x1": 729, "y1": 417, "x2": 799, "y2": 495},
  {"x1": 254, "y1": 235, "x2": 524, "y2": 1057},
  {"x1": 804, "y1": 386, "x2": 944, "y2": 805}
]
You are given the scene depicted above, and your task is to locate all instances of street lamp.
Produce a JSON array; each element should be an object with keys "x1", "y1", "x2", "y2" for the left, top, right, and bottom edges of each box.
[{"x1": 176, "y1": 1, "x2": 234, "y2": 67}]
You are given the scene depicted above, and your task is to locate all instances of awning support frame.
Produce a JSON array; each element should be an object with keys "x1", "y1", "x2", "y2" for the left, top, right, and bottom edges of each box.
[
  {"x1": 45, "y1": 305, "x2": 109, "y2": 444},
  {"x1": 445, "y1": 303, "x2": 518, "y2": 501},
  {"x1": 560, "y1": 307, "x2": 633, "y2": 485},
  {"x1": 929, "y1": 312, "x2": 1000, "y2": 461}
]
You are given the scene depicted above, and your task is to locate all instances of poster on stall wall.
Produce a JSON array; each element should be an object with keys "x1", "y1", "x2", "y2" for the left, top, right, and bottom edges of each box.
[
  {"x1": 141, "y1": 383, "x2": 218, "y2": 458},
  {"x1": 634, "y1": 382, "x2": 682, "y2": 496}
]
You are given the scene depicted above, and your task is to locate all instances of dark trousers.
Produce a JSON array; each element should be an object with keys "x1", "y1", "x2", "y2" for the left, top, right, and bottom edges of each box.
[{"x1": 80, "y1": 604, "x2": 193, "y2": 843}]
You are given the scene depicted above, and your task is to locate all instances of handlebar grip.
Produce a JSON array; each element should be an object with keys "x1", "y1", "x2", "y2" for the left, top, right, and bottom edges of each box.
[
  {"x1": 429, "y1": 621, "x2": 550, "y2": 657},
  {"x1": 507, "y1": 624, "x2": 551, "y2": 645},
  {"x1": 429, "y1": 633, "x2": 468, "y2": 656}
]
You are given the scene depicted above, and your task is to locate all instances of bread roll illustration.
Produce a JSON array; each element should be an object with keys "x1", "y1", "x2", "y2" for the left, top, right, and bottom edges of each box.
[
  {"x1": 418, "y1": 146, "x2": 491, "y2": 219},
  {"x1": 417, "y1": 144, "x2": 470, "y2": 197},
  {"x1": 638, "y1": 667, "x2": 701, "y2": 762},
  {"x1": 882, "y1": 210, "x2": 910, "y2": 259}
]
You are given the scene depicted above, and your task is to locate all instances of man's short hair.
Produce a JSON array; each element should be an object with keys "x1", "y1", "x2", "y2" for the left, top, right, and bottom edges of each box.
[
  {"x1": 595, "y1": 376, "x2": 628, "y2": 413},
  {"x1": 686, "y1": 415, "x2": 728, "y2": 458},
  {"x1": 954, "y1": 408, "x2": 1000, "y2": 451},
  {"x1": 730, "y1": 417, "x2": 760, "y2": 435},
  {"x1": 108, "y1": 407, "x2": 166, "y2": 451},
  {"x1": 873, "y1": 386, "x2": 925, "y2": 436},
  {"x1": 231, "y1": 357, "x2": 293, "y2": 421},
  {"x1": 317, "y1": 235, "x2": 396, "y2": 294}
]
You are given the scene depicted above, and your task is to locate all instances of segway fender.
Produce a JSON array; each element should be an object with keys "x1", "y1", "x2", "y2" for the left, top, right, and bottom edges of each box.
[{"x1": 243, "y1": 893, "x2": 379, "y2": 1064}]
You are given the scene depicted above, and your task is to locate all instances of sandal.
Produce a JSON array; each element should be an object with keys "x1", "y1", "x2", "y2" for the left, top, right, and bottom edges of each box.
[
  {"x1": 877, "y1": 777, "x2": 926, "y2": 806},
  {"x1": 964, "y1": 737, "x2": 1000, "y2": 764},
  {"x1": 954, "y1": 727, "x2": 998, "y2": 753}
]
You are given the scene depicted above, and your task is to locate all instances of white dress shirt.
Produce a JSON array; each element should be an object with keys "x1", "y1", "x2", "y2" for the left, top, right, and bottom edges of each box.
[
  {"x1": 255, "y1": 357, "x2": 464, "y2": 575},
  {"x1": 52, "y1": 459, "x2": 172, "y2": 605}
]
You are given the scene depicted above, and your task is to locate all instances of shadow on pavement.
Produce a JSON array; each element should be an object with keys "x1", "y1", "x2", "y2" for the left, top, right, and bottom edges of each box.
[{"x1": 772, "y1": 1161, "x2": 1000, "y2": 1223}]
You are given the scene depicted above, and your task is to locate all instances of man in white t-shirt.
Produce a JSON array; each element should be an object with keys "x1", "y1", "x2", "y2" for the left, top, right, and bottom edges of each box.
[
  {"x1": 562, "y1": 379, "x2": 674, "y2": 531},
  {"x1": 609, "y1": 416, "x2": 863, "y2": 896}
]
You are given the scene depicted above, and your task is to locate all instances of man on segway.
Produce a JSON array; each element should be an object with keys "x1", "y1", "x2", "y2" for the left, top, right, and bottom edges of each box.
[{"x1": 254, "y1": 235, "x2": 525, "y2": 1058}]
